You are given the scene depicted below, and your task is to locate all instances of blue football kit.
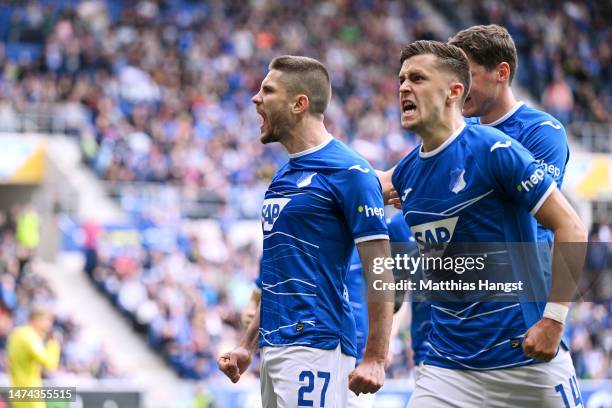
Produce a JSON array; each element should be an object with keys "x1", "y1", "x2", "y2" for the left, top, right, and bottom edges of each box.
[
  {"x1": 470, "y1": 102, "x2": 569, "y2": 244},
  {"x1": 392, "y1": 123, "x2": 557, "y2": 370},
  {"x1": 405, "y1": 105, "x2": 570, "y2": 369},
  {"x1": 259, "y1": 137, "x2": 388, "y2": 358}
]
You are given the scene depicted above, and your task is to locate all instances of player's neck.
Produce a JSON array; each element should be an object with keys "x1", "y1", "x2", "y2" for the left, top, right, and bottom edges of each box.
[
  {"x1": 480, "y1": 87, "x2": 518, "y2": 125},
  {"x1": 281, "y1": 117, "x2": 332, "y2": 156},
  {"x1": 419, "y1": 112, "x2": 465, "y2": 153}
]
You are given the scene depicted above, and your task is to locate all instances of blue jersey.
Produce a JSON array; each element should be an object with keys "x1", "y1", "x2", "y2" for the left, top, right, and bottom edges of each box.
[
  {"x1": 347, "y1": 212, "x2": 415, "y2": 363},
  {"x1": 347, "y1": 249, "x2": 367, "y2": 363},
  {"x1": 384, "y1": 213, "x2": 432, "y2": 365},
  {"x1": 469, "y1": 102, "x2": 568, "y2": 244},
  {"x1": 259, "y1": 138, "x2": 388, "y2": 357},
  {"x1": 392, "y1": 124, "x2": 556, "y2": 370}
]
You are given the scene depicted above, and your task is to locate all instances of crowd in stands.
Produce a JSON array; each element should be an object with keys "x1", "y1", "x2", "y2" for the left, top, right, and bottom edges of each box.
[
  {"x1": 436, "y1": 0, "x2": 611, "y2": 125},
  {"x1": 84, "y1": 222, "x2": 261, "y2": 380},
  {"x1": 0, "y1": 207, "x2": 117, "y2": 379},
  {"x1": 0, "y1": 0, "x2": 609, "y2": 382}
]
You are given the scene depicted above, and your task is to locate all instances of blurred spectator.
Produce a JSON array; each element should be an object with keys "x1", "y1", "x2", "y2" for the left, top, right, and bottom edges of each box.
[
  {"x1": 435, "y1": 0, "x2": 611, "y2": 124},
  {"x1": 0, "y1": 208, "x2": 117, "y2": 379}
]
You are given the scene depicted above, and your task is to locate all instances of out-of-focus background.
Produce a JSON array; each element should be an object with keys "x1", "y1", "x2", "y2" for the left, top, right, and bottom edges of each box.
[{"x1": 0, "y1": 0, "x2": 609, "y2": 407}]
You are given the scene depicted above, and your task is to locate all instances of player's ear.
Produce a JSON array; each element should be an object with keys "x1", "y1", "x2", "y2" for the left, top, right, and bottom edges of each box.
[
  {"x1": 497, "y1": 62, "x2": 511, "y2": 83},
  {"x1": 292, "y1": 94, "x2": 309, "y2": 115},
  {"x1": 448, "y1": 82, "x2": 464, "y2": 105}
]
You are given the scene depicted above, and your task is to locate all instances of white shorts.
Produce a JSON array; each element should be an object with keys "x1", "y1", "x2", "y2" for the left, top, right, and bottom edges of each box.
[
  {"x1": 413, "y1": 361, "x2": 425, "y2": 383},
  {"x1": 261, "y1": 345, "x2": 356, "y2": 408},
  {"x1": 408, "y1": 349, "x2": 582, "y2": 408},
  {"x1": 347, "y1": 388, "x2": 375, "y2": 408}
]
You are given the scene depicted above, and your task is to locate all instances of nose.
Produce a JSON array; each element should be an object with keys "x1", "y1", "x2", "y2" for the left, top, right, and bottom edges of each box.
[
  {"x1": 252, "y1": 92, "x2": 262, "y2": 105},
  {"x1": 399, "y1": 80, "x2": 411, "y2": 94}
]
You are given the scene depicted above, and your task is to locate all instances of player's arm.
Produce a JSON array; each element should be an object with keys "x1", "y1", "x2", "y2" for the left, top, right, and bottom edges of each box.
[
  {"x1": 241, "y1": 288, "x2": 261, "y2": 328},
  {"x1": 349, "y1": 238, "x2": 394, "y2": 395},
  {"x1": 523, "y1": 189, "x2": 587, "y2": 362},
  {"x1": 217, "y1": 303, "x2": 260, "y2": 383}
]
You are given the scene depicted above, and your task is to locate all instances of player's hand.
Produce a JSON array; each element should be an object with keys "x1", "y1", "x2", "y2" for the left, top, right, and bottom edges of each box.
[
  {"x1": 522, "y1": 318, "x2": 563, "y2": 362},
  {"x1": 217, "y1": 346, "x2": 252, "y2": 383},
  {"x1": 388, "y1": 188, "x2": 401, "y2": 209},
  {"x1": 348, "y1": 357, "x2": 386, "y2": 395}
]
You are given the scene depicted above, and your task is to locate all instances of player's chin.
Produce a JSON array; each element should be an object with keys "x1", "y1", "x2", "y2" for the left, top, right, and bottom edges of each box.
[
  {"x1": 259, "y1": 130, "x2": 274, "y2": 144},
  {"x1": 400, "y1": 116, "x2": 419, "y2": 131}
]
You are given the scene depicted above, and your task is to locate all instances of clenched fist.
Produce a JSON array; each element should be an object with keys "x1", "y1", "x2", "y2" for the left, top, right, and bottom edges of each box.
[
  {"x1": 348, "y1": 357, "x2": 386, "y2": 395},
  {"x1": 217, "y1": 346, "x2": 252, "y2": 383},
  {"x1": 522, "y1": 318, "x2": 563, "y2": 362}
]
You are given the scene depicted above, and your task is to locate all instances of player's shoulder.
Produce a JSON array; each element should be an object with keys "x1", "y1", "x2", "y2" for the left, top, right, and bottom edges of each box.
[
  {"x1": 461, "y1": 124, "x2": 514, "y2": 153},
  {"x1": 321, "y1": 139, "x2": 378, "y2": 179},
  {"x1": 516, "y1": 104, "x2": 566, "y2": 135}
]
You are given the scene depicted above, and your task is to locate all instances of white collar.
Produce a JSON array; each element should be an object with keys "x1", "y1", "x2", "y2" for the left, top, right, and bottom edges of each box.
[
  {"x1": 288, "y1": 136, "x2": 334, "y2": 158},
  {"x1": 482, "y1": 101, "x2": 525, "y2": 127},
  {"x1": 419, "y1": 123, "x2": 466, "y2": 159}
]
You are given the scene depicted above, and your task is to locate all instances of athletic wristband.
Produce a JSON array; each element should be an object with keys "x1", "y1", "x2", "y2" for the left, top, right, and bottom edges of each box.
[{"x1": 543, "y1": 302, "x2": 569, "y2": 324}]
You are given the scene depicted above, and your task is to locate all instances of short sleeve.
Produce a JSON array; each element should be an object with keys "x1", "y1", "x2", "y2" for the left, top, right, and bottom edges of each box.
[
  {"x1": 332, "y1": 164, "x2": 389, "y2": 244},
  {"x1": 486, "y1": 136, "x2": 556, "y2": 215},
  {"x1": 523, "y1": 120, "x2": 569, "y2": 187}
]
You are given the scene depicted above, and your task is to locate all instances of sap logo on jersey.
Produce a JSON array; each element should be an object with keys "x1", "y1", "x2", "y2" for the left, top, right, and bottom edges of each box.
[
  {"x1": 411, "y1": 217, "x2": 458, "y2": 252},
  {"x1": 358, "y1": 205, "x2": 384, "y2": 218},
  {"x1": 261, "y1": 198, "x2": 291, "y2": 231},
  {"x1": 517, "y1": 168, "x2": 546, "y2": 192}
]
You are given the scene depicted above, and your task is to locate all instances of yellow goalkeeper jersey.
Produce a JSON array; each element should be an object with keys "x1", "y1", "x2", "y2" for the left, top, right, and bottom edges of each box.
[{"x1": 6, "y1": 325, "x2": 60, "y2": 388}]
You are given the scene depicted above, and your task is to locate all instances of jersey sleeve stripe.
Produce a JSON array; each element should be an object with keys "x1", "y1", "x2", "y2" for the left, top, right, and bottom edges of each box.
[
  {"x1": 529, "y1": 183, "x2": 556, "y2": 216},
  {"x1": 354, "y1": 234, "x2": 390, "y2": 244}
]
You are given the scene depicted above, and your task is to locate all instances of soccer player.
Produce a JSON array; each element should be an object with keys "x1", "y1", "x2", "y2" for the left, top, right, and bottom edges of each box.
[
  {"x1": 217, "y1": 55, "x2": 395, "y2": 407},
  {"x1": 448, "y1": 24, "x2": 569, "y2": 244},
  {"x1": 391, "y1": 40, "x2": 587, "y2": 407},
  {"x1": 241, "y1": 213, "x2": 413, "y2": 408},
  {"x1": 6, "y1": 307, "x2": 61, "y2": 408},
  {"x1": 386, "y1": 24, "x2": 573, "y2": 384}
]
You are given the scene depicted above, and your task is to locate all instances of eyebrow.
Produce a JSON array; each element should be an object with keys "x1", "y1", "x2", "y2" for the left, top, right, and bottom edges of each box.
[{"x1": 399, "y1": 69, "x2": 427, "y2": 78}]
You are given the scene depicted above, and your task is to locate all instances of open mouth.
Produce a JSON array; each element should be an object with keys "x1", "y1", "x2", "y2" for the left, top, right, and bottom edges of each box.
[
  {"x1": 257, "y1": 111, "x2": 266, "y2": 129},
  {"x1": 402, "y1": 100, "x2": 417, "y2": 114}
]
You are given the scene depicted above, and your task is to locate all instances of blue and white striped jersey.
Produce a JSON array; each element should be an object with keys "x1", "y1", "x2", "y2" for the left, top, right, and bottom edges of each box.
[
  {"x1": 259, "y1": 138, "x2": 388, "y2": 358},
  {"x1": 392, "y1": 123, "x2": 556, "y2": 370}
]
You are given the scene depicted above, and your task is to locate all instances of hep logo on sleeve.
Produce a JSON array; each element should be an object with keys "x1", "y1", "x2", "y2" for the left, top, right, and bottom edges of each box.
[
  {"x1": 261, "y1": 198, "x2": 291, "y2": 231},
  {"x1": 357, "y1": 205, "x2": 384, "y2": 218},
  {"x1": 517, "y1": 168, "x2": 546, "y2": 192}
]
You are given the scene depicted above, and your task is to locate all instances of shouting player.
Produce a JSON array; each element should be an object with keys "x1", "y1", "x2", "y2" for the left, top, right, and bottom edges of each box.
[
  {"x1": 387, "y1": 24, "x2": 573, "y2": 385},
  {"x1": 218, "y1": 55, "x2": 394, "y2": 407},
  {"x1": 391, "y1": 40, "x2": 587, "y2": 407}
]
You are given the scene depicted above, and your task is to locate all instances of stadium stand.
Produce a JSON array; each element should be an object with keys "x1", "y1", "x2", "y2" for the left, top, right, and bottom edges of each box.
[
  {"x1": 0, "y1": 207, "x2": 117, "y2": 379},
  {"x1": 0, "y1": 0, "x2": 609, "y2": 395}
]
